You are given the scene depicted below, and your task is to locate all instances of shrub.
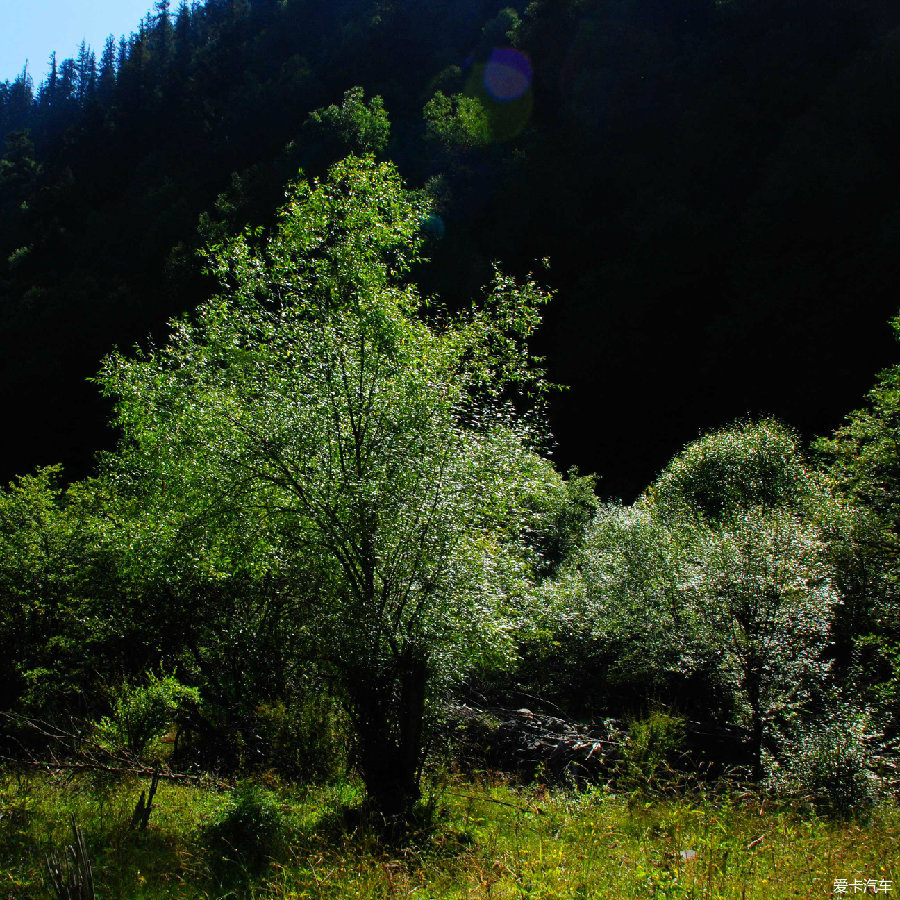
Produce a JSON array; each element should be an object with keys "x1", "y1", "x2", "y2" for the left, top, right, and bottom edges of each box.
[
  {"x1": 252, "y1": 693, "x2": 348, "y2": 781},
  {"x1": 771, "y1": 702, "x2": 883, "y2": 818},
  {"x1": 617, "y1": 710, "x2": 685, "y2": 792},
  {"x1": 201, "y1": 781, "x2": 286, "y2": 876},
  {"x1": 92, "y1": 673, "x2": 199, "y2": 761}
]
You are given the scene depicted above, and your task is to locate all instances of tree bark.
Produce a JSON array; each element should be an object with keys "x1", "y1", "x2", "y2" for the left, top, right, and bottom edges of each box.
[
  {"x1": 348, "y1": 650, "x2": 428, "y2": 820},
  {"x1": 744, "y1": 663, "x2": 765, "y2": 782}
]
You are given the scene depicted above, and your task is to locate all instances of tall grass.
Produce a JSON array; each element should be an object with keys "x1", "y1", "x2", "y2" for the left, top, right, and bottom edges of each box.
[{"x1": 1, "y1": 769, "x2": 896, "y2": 899}]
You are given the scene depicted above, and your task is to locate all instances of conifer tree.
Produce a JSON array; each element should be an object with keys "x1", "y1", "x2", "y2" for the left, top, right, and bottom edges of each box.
[
  {"x1": 40, "y1": 52, "x2": 59, "y2": 110},
  {"x1": 76, "y1": 42, "x2": 98, "y2": 105},
  {"x1": 97, "y1": 36, "x2": 118, "y2": 100}
]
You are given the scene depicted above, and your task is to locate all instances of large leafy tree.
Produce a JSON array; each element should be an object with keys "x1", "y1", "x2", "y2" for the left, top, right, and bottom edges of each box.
[
  {"x1": 98, "y1": 155, "x2": 556, "y2": 816},
  {"x1": 647, "y1": 422, "x2": 841, "y2": 778},
  {"x1": 572, "y1": 421, "x2": 841, "y2": 778},
  {"x1": 684, "y1": 507, "x2": 837, "y2": 779}
]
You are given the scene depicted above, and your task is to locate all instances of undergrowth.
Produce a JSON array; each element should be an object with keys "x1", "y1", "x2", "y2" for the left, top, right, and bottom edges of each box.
[{"x1": 0, "y1": 768, "x2": 897, "y2": 899}]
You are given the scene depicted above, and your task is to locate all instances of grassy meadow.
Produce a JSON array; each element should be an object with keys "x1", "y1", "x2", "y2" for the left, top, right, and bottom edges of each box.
[{"x1": 1, "y1": 770, "x2": 897, "y2": 899}]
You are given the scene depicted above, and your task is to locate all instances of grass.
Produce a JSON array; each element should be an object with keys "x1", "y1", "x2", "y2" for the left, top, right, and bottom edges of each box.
[{"x1": 1, "y1": 768, "x2": 897, "y2": 899}]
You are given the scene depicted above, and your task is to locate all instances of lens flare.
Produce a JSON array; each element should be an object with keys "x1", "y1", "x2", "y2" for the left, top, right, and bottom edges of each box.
[{"x1": 483, "y1": 48, "x2": 532, "y2": 101}]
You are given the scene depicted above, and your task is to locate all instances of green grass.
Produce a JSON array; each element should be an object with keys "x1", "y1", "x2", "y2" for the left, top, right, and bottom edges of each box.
[{"x1": 1, "y1": 769, "x2": 897, "y2": 899}]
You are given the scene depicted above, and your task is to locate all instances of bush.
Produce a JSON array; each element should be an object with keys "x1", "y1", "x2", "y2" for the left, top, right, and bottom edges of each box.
[
  {"x1": 92, "y1": 673, "x2": 199, "y2": 761},
  {"x1": 201, "y1": 781, "x2": 286, "y2": 876},
  {"x1": 252, "y1": 694, "x2": 348, "y2": 781},
  {"x1": 617, "y1": 710, "x2": 685, "y2": 792},
  {"x1": 771, "y1": 702, "x2": 883, "y2": 818}
]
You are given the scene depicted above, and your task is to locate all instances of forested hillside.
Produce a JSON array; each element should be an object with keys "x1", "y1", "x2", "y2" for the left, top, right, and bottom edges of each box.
[{"x1": 2, "y1": 0, "x2": 898, "y2": 497}]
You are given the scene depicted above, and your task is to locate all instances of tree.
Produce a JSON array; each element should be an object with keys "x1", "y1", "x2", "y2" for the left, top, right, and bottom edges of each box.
[
  {"x1": 817, "y1": 315, "x2": 900, "y2": 729},
  {"x1": 0, "y1": 131, "x2": 40, "y2": 206},
  {"x1": 575, "y1": 502, "x2": 696, "y2": 700},
  {"x1": 0, "y1": 467, "x2": 70, "y2": 714},
  {"x1": 572, "y1": 421, "x2": 841, "y2": 778},
  {"x1": 647, "y1": 421, "x2": 840, "y2": 778},
  {"x1": 57, "y1": 58, "x2": 78, "y2": 107},
  {"x1": 98, "y1": 155, "x2": 555, "y2": 817},
  {"x1": 76, "y1": 42, "x2": 97, "y2": 105},
  {"x1": 647, "y1": 419, "x2": 820, "y2": 527},
  {"x1": 1, "y1": 67, "x2": 34, "y2": 135},
  {"x1": 479, "y1": 7, "x2": 522, "y2": 51},
  {"x1": 306, "y1": 86, "x2": 391, "y2": 155},
  {"x1": 424, "y1": 91, "x2": 491, "y2": 155},
  {"x1": 151, "y1": 0, "x2": 175, "y2": 68},
  {"x1": 40, "y1": 52, "x2": 59, "y2": 110},
  {"x1": 684, "y1": 508, "x2": 837, "y2": 779},
  {"x1": 97, "y1": 36, "x2": 118, "y2": 100},
  {"x1": 0, "y1": 468, "x2": 116, "y2": 719},
  {"x1": 817, "y1": 316, "x2": 900, "y2": 550}
]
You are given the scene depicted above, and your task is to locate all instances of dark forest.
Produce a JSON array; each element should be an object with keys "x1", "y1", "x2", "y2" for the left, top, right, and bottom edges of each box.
[{"x1": 2, "y1": 0, "x2": 897, "y2": 498}]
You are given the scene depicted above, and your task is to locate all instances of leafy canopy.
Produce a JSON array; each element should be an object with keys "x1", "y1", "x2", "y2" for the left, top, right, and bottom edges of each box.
[
  {"x1": 306, "y1": 86, "x2": 391, "y2": 155},
  {"x1": 97, "y1": 155, "x2": 556, "y2": 809},
  {"x1": 565, "y1": 421, "x2": 841, "y2": 776}
]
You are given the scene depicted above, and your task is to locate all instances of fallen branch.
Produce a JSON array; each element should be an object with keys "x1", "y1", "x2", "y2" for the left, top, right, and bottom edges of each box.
[{"x1": 1, "y1": 755, "x2": 230, "y2": 789}]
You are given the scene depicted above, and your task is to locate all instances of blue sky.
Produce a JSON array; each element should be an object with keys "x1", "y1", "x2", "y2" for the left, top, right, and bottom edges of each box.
[{"x1": 1, "y1": 0, "x2": 158, "y2": 84}]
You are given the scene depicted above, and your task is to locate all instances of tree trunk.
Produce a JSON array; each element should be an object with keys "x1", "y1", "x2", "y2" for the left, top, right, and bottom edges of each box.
[
  {"x1": 348, "y1": 650, "x2": 428, "y2": 820},
  {"x1": 744, "y1": 665, "x2": 765, "y2": 782}
]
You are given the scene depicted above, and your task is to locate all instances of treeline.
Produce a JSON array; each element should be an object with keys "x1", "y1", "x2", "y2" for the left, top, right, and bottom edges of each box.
[{"x1": 1, "y1": 0, "x2": 898, "y2": 495}]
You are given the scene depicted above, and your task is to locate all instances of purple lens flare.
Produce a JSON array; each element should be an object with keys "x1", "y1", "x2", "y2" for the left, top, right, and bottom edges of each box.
[{"x1": 483, "y1": 48, "x2": 533, "y2": 101}]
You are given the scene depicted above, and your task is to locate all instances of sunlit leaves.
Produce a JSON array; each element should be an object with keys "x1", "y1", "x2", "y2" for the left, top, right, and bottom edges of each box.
[
  {"x1": 306, "y1": 86, "x2": 391, "y2": 155},
  {"x1": 570, "y1": 421, "x2": 842, "y2": 774},
  {"x1": 96, "y1": 155, "x2": 556, "y2": 806}
]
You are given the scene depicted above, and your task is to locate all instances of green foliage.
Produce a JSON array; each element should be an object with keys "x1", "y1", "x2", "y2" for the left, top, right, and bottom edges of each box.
[
  {"x1": 97, "y1": 154, "x2": 555, "y2": 815},
  {"x1": 617, "y1": 710, "x2": 685, "y2": 792},
  {"x1": 0, "y1": 467, "x2": 113, "y2": 715},
  {"x1": 649, "y1": 419, "x2": 818, "y2": 525},
  {"x1": 574, "y1": 502, "x2": 694, "y2": 695},
  {"x1": 424, "y1": 91, "x2": 491, "y2": 153},
  {"x1": 686, "y1": 508, "x2": 838, "y2": 770},
  {"x1": 544, "y1": 420, "x2": 845, "y2": 779},
  {"x1": 643, "y1": 424, "x2": 838, "y2": 759},
  {"x1": 818, "y1": 320, "x2": 900, "y2": 532},
  {"x1": 480, "y1": 7, "x2": 522, "y2": 48},
  {"x1": 859, "y1": 637, "x2": 900, "y2": 720},
  {"x1": 306, "y1": 86, "x2": 391, "y2": 154},
  {"x1": 771, "y1": 701, "x2": 883, "y2": 818},
  {"x1": 251, "y1": 694, "x2": 348, "y2": 783},
  {"x1": 201, "y1": 781, "x2": 286, "y2": 875},
  {"x1": 817, "y1": 321, "x2": 900, "y2": 730},
  {"x1": 0, "y1": 131, "x2": 40, "y2": 210},
  {"x1": 92, "y1": 673, "x2": 199, "y2": 761},
  {"x1": 529, "y1": 467, "x2": 599, "y2": 575}
]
